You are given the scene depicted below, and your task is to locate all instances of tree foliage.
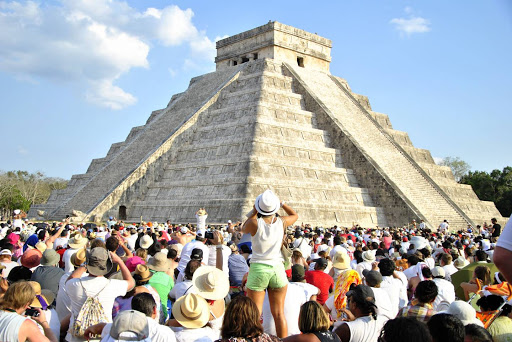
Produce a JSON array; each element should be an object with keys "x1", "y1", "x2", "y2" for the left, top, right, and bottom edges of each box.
[
  {"x1": 461, "y1": 166, "x2": 512, "y2": 217},
  {"x1": 0, "y1": 170, "x2": 68, "y2": 218},
  {"x1": 439, "y1": 156, "x2": 471, "y2": 182}
]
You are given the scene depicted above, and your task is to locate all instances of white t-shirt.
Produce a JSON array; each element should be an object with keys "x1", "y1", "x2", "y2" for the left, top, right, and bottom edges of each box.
[
  {"x1": 195, "y1": 215, "x2": 207, "y2": 230},
  {"x1": 442, "y1": 264, "x2": 458, "y2": 277},
  {"x1": 343, "y1": 315, "x2": 387, "y2": 342},
  {"x1": 169, "y1": 280, "x2": 197, "y2": 300},
  {"x1": 177, "y1": 241, "x2": 209, "y2": 273},
  {"x1": 371, "y1": 287, "x2": 396, "y2": 320},
  {"x1": 380, "y1": 275, "x2": 408, "y2": 310},
  {"x1": 496, "y1": 218, "x2": 512, "y2": 251},
  {"x1": 432, "y1": 278, "x2": 456, "y2": 312},
  {"x1": 0, "y1": 260, "x2": 18, "y2": 278},
  {"x1": 101, "y1": 316, "x2": 176, "y2": 342},
  {"x1": 439, "y1": 222, "x2": 449, "y2": 232},
  {"x1": 293, "y1": 237, "x2": 312, "y2": 260},
  {"x1": 291, "y1": 281, "x2": 320, "y2": 300},
  {"x1": 172, "y1": 326, "x2": 219, "y2": 342},
  {"x1": 53, "y1": 236, "x2": 69, "y2": 249},
  {"x1": 262, "y1": 282, "x2": 307, "y2": 337},
  {"x1": 207, "y1": 245, "x2": 231, "y2": 277},
  {"x1": 66, "y1": 276, "x2": 129, "y2": 342},
  {"x1": 63, "y1": 247, "x2": 80, "y2": 273},
  {"x1": 329, "y1": 245, "x2": 348, "y2": 261}
]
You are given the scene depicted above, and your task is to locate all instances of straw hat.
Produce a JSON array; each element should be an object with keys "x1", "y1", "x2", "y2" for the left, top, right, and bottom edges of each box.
[
  {"x1": 71, "y1": 248, "x2": 86, "y2": 267},
  {"x1": 21, "y1": 249, "x2": 42, "y2": 269},
  {"x1": 28, "y1": 281, "x2": 55, "y2": 308},
  {"x1": 192, "y1": 265, "x2": 229, "y2": 300},
  {"x1": 132, "y1": 264, "x2": 153, "y2": 282},
  {"x1": 172, "y1": 293, "x2": 210, "y2": 329},
  {"x1": 362, "y1": 250, "x2": 376, "y2": 263},
  {"x1": 333, "y1": 250, "x2": 350, "y2": 269},
  {"x1": 35, "y1": 242, "x2": 47, "y2": 253},
  {"x1": 68, "y1": 234, "x2": 87, "y2": 249},
  {"x1": 139, "y1": 235, "x2": 153, "y2": 249},
  {"x1": 254, "y1": 190, "x2": 280, "y2": 216},
  {"x1": 147, "y1": 253, "x2": 171, "y2": 273}
]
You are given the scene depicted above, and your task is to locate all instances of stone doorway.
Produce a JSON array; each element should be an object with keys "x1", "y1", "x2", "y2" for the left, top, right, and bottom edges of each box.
[{"x1": 118, "y1": 205, "x2": 127, "y2": 220}]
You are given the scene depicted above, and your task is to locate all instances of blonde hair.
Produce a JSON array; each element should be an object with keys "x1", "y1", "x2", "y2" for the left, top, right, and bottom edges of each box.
[
  {"x1": 0, "y1": 281, "x2": 35, "y2": 310},
  {"x1": 136, "y1": 248, "x2": 148, "y2": 260},
  {"x1": 298, "y1": 301, "x2": 330, "y2": 334}
]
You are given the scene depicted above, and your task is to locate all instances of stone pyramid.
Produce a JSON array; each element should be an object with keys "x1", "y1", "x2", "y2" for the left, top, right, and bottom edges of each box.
[{"x1": 30, "y1": 22, "x2": 503, "y2": 228}]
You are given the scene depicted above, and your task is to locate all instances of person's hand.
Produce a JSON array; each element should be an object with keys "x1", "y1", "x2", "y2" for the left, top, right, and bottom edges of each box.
[
  {"x1": 210, "y1": 231, "x2": 223, "y2": 245},
  {"x1": 0, "y1": 278, "x2": 9, "y2": 295},
  {"x1": 371, "y1": 261, "x2": 379, "y2": 271},
  {"x1": 341, "y1": 308, "x2": 355, "y2": 321},
  {"x1": 84, "y1": 326, "x2": 96, "y2": 341},
  {"x1": 29, "y1": 308, "x2": 47, "y2": 325},
  {"x1": 110, "y1": 251, "x2": 122, "y2": 264}
]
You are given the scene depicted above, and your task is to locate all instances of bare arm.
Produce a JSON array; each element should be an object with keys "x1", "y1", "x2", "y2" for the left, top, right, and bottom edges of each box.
[
  {"x1": 242, "y1": 206, "x2": 258, "y2": 236},
  {"x1": 110, "y1": 251, "x2": 135, "y2": 290},
  {"x1": 67, "y1": 265, "x2": 87, "y2": 282},
  {"x1": 211, "y1": 231, "x2": 224, "y2": 271},
  {"x1": 46, "y1": 219, "x2": 68, "y2": 247},
  {"x1": 23, "y1": 308, "x2": 57, "y2": 342},
  {"x1": 280, "y1": 203, "x2": 298, "y2": 228},
  {"x1": 84, "y1": 322, "x2": 107, "y2": 340}
]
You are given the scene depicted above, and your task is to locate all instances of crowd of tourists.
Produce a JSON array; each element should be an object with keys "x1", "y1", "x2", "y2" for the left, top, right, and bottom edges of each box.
[{"x1": 0, "y1": 190, "x2": 512, "y2": 342}]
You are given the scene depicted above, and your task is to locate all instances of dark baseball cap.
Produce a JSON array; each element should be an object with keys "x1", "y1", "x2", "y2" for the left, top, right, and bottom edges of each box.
[
  {"x1": 347, "y1": 284, "x2": 375, "y2": 301},
  {"x1": 362, "y1": 270, "x2": 383, "y2": 287},
  {"x1": 191, "y1": 248, "x2": 203, "y2": 261},
  {"x1": 291, "y1": 264, "x2": 305, "y2": 282},
  {"x1": 313, "y1": 258, "x2": 328, "y2": 269}
]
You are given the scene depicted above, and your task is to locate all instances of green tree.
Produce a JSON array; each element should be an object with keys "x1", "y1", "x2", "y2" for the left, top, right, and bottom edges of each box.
[
  {"x1": 439, "y1": 156, "x2": 471, "y2": 182},
  {"x1": 461, "y1": 166, "x2": 512, "y2": 217}
]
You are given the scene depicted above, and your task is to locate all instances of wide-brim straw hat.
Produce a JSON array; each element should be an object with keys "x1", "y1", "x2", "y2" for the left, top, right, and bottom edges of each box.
[
  {"x1": 132, "y1": 264, "x2": 153, "y2": 282},
  {"x1": 68, "y1": 234, "x2": 87, "y2": 249},
  {"x1": 35, "y1": 242, "x2": 47, "y2": 254},
  {"x1": 28, "y1": 281, "x2": 55, "y2": 308},
  {"x1": 192, "y1": 265, "x2": 229, "y2": 300},
  {"x1": 71, "y1": 248, "x2": 86, "y2": 267},
  {"x1": 333, "y1": 250, "x2": 350, "y2": 269},
  {"x1": 140, "y1": 235, "x2": 153, "y2": 249},
  {"x1": 147, "y1": 253, "x2": 171, "y2": 273},
  {"x1": 362, "y1": 250, "x2": 376, "y2": 263},
  {"x1": 254, "y1": 190, "x2": 280, "y2": 216},
  {"x1": 172, "y1": 293, "x2": 210, "y2": 329}
]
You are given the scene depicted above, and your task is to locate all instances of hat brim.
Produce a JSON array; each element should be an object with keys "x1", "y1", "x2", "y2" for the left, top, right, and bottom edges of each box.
[
  {"x1": 172, "y1": 295, "x2": 210, "y2": 329},
  {"x1": 147, "y1": 261, "x2": 170, "y2": 273},
  {"x1": 41, "y1": 256, "x2": 60, "y2": 266},
  {"x1": 68, "y1": 240, "x2": 87, "y2": 249},
  {"x1": 254, "y1": 194, "x2": 279, "y2": 216},
  {"x1": 192, "y1": 266, "x2": 229, "y2": 300},
  {"x1": 86, "y1": 256, "x2": 113, "y2": 276}
]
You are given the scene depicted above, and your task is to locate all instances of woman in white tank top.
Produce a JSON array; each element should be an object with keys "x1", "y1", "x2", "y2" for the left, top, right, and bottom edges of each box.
[{"x1": 242, "y1": 190, "x2": 298, "y2": 338}]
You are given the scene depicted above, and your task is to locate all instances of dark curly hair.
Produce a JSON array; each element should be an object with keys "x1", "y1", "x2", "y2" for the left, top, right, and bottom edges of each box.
[
  {"x1": 415, "y1": 280, "x2": 438, "y2": 304},
  {"x1": 381, "y1": 317, "x2": 432, "y2": 342}
]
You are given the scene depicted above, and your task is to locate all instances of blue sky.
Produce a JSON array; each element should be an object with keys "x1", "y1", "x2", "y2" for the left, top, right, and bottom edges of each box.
[{"x1": 1, "y1": 0, "x2": 511, "y2": 180}]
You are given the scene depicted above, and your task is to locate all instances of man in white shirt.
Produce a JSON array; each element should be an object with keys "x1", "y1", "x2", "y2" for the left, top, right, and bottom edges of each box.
[
  {"x1": 363, "y1": 270, "x2": 396, "y2": 319},
  {"x1": 293, "y1": 232, "x2": 312, "y2": 260},
  {"x1": 438, "y1": 220, "x2": 449, "y2": 234},
  {"x1": 431, "y1": 266, "x2": 455, "y2": 312},
  {"x1": 329, "y1": 236, "x2": 347, "y2": 261},
  {"x1": 53, "y1": 229, "x2": 70, "y2": 249},
  {"x1": 440, "y1": 253, "x2": 458, "y2": 280},
  {"x1": 176, "y1": 230, "x2": 210, "y2": 278},
  {"x1": 379, "y1": 258, "x2": 408, "y2": 310},
  {"x1": 84, "y1": 293, "x2": 176, "y2": 342},
  {"x1": 63, "y1": 234, "x2": 87, "y2": 273},
  {"x1": 65, "y1": 248, "x2": 134, "y2": 342}
]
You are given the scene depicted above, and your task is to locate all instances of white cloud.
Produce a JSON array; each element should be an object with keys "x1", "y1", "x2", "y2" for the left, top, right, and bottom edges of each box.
[
  {"x1": 433, "y1": 157, "x2": 444, "y2": 165},
  {"x1": 0, "y1": 0, "x2": 216, "y2": 109},
  {"x1": 17, "y1": 145, "x2": 29, "y2": 155},
  {"x1": 390, "y1": 8, "x2": 431, "y2": 37}
]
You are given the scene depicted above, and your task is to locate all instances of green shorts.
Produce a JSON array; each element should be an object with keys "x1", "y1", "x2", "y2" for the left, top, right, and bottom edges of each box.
[{"x1": 246, "y1": 262, "x2": 288, "y2": 292}]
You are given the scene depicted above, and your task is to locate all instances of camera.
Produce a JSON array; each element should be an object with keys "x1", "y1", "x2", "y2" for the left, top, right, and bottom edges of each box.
[
  {"x1": 25, "y1": 308, "x2": 40, "y2": 317},
  {"x1": 205, "y1": 232, "x2": 214, "y2": 239}
]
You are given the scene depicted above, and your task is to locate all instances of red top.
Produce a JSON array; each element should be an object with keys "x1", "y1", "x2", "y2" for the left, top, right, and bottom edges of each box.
[{"x1": 305, "y1": 270, "x2": 334, "y2": 305}]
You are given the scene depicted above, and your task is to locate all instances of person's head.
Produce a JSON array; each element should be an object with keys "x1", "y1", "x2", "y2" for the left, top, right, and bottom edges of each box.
[
  {"x1": 407, "y1": 254, "x2": 420, "y2": 267},
  {"x1": 491, "y1": 218, "x2": 497, "y2": 224},
  {"x1": 473, "y1": 266, "x2": 491, "y2": 286},
  {"x1": 314, "y1": 258, "x2": 328, "y2": 271},
  {"x1": 7, "y1": 266, "x2": 32, "y2": 283},
  {"x1": 90, "y1": 239, "x2": 106, "y2": 249},
  {"x1": 105, "y1": 236, "x2": 120, "y2": 252},
  {"x1": 221, "y1": 295, "x2": 263, "y2": 339},
  {"x1": 363, "y1": 270, "x2": 382, "y2": 288},
  {"x1": 298, "y1": 301, "x2": 330, "y2": 334},
  {"x1": 131, "y1": 292, "x2": 157, "y2": 318},
  {"x1": 476, "y1": 294, "x2": 505, "y2": 312},
  {"x1": 254, "y1": 190, "x2": 280, "y2": 218},
  {"x1": 185, "y1": 260, "x2": 201, "y2": 280},
  {"x1": 427, "y1": 314, "x2": 464, "y2": 342},
  {"x1": 475, "y1": 250, "x2": 488, "y2": 262},
  {"x1": 441, "y1": 253, "x2": 453, "y2": 266},
  {"x1": 380, "y1": 317, "x2": 432, "y2": 342},
  {"x1": 0, "y1": 281, "x2": 35, "y2": 311},
  {"x1": 378, "y1": 258, "x2": 396, "y2": 277},
  {"x1": 415, "y1": 280, "x2": 438, "y2": 304},
  {"x1": 291, "y1": 264, "x2": 306, "y2": 282},
  {"x1": 86, "y1": 247, "x2": 113, "y2": 276},
  {"x1": 346, "y1": 284, "x2": 377, "y2": 319},
  {"x1": 135, "y1": 248, "x2": 148, "y2": 260},
  {"x1": 333, "y1": 236, "x2": 341, "y2": 246},
  {"x1": 464, "y1": 323, "x2": 493, "y2": 342}
]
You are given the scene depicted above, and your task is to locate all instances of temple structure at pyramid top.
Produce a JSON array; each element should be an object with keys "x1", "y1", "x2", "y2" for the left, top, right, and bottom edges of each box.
[
  {"x1": 29, "y1": 22, "x2": 505, "y2": 228},
  {"x1": 215, "y1": 21, "x2": 332, "y2": 72}
]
